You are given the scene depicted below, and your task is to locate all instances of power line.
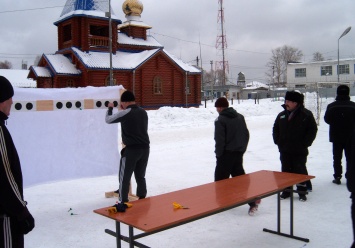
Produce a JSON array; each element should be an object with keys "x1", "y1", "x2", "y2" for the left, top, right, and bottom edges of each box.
[
  {"x1": 151, "y1": 32, "x2": 270, "y2": 55},
  {"x1": 0, "y1": 5, "x2": 64, "y2": 14}
]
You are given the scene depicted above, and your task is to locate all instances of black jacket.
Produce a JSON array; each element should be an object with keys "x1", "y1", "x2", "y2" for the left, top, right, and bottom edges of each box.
[
  {"x1": 273, "y1": 104, "x2": 318, "y2": 155},
  {"x1": 214, "y1": 107, "x2": 249, "y2": 157},
  {"x1": 106, "y1": 104, "x2": 150, "y2": 149},
  {"x1": 0, "y1": 111, "x2": 30, "y2": 218},
  {"x1": 347, "y1": 128, "x2": 355, "y2": 193},
  {"x1": 324, "y1": 95, "x2": 355, "y2": 143}
]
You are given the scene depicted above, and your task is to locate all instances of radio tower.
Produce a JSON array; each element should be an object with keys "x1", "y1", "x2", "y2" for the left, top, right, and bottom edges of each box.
[{"x1": 215, "y1": 0, "x2": 229, "y2": 86}]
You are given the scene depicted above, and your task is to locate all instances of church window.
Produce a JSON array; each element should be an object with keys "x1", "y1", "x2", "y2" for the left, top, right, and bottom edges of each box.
[
  {"x1": 63, "y1": 24, "x2": 72, "y2": 42},
  {"x1": 105, "y1": 75, "x2": 117, "y2": 86},
  {"x1": 153, "y1": 76, "x2": 163, "y2": 94},
  {"x1": 66, "y1": 79, "x2": 75, "y2": 87}
]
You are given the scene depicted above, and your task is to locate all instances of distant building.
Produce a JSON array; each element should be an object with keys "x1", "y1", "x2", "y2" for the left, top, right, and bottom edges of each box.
[
  {"x1": 28, "y1": 0, "x2": 201, "y2": 109},
  {"x1": 287, "y1": 58, "x2": 355, "y2": 89}
]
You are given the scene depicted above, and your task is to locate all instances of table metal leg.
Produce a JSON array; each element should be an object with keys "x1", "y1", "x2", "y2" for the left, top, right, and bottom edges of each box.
[
  {"x1": 263, "y1": 187, "x2": 309, "y2": 243},
  {"x1": 116, "y1": 221, "x2": 121, "y2": 248}
]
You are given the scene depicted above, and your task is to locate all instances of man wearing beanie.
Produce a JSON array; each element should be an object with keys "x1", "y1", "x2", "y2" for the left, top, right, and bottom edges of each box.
[
  {"x1": 105, "y1": 90, "x2": 150, "y2": 212},
  {"x1": 214, "y1": 97, "x2": 260, "y2": 216},
  {"x1": 273, "y1": 90, "x2": 317, "y2": 202},
  {"x1": 324, "y1": 85, "x2": 355, "y2": 185},
  {"x1": 0, "y1": 76, "x2": 35, "y2": 247}
]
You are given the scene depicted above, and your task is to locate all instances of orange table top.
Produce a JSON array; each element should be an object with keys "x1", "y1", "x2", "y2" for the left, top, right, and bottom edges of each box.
[{"x1": 94, "y1": 170, "x2": 314, "y2": 233}]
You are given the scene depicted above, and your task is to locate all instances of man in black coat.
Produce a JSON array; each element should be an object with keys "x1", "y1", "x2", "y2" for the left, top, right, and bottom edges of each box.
[
  {"x1": 273, "y1": 91, "x2": 318, "y2": 201},
  {"x1": 324, "y1": 85, "x2": 355, "y2": 185},
  {"x1": 0, "y1": 76, "x2": 35, "y2": 248},
  {"x1": 347, "y1": 128, "x2": 355, "y2": 248}
]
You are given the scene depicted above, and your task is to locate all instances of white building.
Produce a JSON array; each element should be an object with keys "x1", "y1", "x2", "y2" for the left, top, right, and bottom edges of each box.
[{"x1": 287, "y1": 58, "x2": 355, "y2": 89}]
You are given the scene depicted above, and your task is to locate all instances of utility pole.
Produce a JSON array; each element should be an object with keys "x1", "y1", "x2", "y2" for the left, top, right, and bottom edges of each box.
[
  {"x1": 108, "y1": 0, "x2": 113, "y2": 86},
  {"x1": 210, "y1": 60, "x2": 214, "y2": 102}
]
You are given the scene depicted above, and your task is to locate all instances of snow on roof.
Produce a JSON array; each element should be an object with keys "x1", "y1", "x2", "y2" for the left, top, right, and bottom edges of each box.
[
  {"x1": 72, "y1": 47, "x2": 160, "y2": 70},
  {"x1": 163, "y1": 49, "x2": 201, "y2": 74},
  {"x1": 118, "y1": 20, "x2": 152, "y2": 29},
  {"x1": 31, "y1": 66, "x2": 52, "y2": 77},
  {"x1": 45, "y1": 54, "x2": 82, "y2": 75},
  {"x1": 244, "y1": 81, "x2": 269, "y2": 90},
  {"x1": 118, "y1": 33, "x2": 163, "y2": 48},
  {"x1": 0, "y1": 69, "x2": 36, "y2": 88},
  {"x1": 36, "y1": 46, "x2": 200, "y2": 75},
  {"x1": 288, "y1": 57, "x2": 355, "y2": 65}
]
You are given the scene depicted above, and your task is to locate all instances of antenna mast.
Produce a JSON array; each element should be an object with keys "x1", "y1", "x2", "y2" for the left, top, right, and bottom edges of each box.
[{"x1": 215, "y1": 0, "x2": 229, "y2": 86}]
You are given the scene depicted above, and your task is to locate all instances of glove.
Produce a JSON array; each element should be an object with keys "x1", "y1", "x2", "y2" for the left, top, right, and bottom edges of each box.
[{"x1": 19, "y1": 213, "x2": 35, "y2": 234}]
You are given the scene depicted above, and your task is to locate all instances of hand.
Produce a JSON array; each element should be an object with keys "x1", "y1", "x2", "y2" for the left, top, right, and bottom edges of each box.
[{"x1": 108, "y1": 102, "x2": 114, "y2": 108}]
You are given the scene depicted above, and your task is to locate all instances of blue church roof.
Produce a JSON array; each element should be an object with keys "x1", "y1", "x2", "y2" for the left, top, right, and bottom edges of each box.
[
  {"x1": 61, "y1": 0, "x2": 110, "y2": 16},
  {"x1": 55, "y1": 0, "x2": 121, "y2": 25}
]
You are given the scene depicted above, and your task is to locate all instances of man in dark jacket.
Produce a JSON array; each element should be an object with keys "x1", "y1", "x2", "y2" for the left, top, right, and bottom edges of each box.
[
  {"x1": 324, "y1": 85, "x2": 355, "y2": 185},
  {"x1": 0, "y1": 76, "x2": 35, "y2": 248},
  {"x1": 214, "y1": 97, "x2": 260, "y2": 216},
  {"x1": 347, "y1": 128, "x2": 355, "y2": 248},
  {"x1": 106, "y1": 90, "x2": 150, "y2": 212},
  {"x1": 272, "y1": 91, "x2": 318, "y2": 202}
]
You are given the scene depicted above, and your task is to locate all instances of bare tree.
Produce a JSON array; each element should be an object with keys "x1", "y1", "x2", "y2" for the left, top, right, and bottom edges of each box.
[
  {"x1": 202, "y1": 69, "x2": 229, "y2": 87},
  {"x1": 0, "y1": 60, "x2": 13, "y2": 69},
  {"x1": 203, "y1": 69, "x2": 214, "y2": 87},
  {"x1": 266, "y1": 45, "x2": 303, "y2": 85},
  {"x1": 33, "y1": 55, "x2": 42, "y2": 66},
  {"x1": 215, "y1": 69, "x2": 229, "y2": 86},
  {"x1": 312, "y1": 52, "x2": 324, "y2": 62}
]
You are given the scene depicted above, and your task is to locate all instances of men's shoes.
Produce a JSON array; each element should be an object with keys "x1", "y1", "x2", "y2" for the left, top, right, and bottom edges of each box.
[
  {"x1": 248, "y1": 205, "x2": 258, "y2": 216},
  {"x1": 280, "y1": 192, "x2": 290, "y2": 199},
  {"x1": 332, "y1": 178, "x2": 341, "y2": 185},
  {"x1": 299, "y1": 195, "x2": 307, "y2": 202}
]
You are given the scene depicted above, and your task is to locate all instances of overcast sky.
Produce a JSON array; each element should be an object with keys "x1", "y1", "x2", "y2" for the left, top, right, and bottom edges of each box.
[{"x1": 0, "y1": 0, "x2": 354, "y2": 83}]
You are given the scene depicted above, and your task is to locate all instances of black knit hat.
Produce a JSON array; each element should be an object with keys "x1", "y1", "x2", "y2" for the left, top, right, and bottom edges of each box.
[
  {"x1": 120, "y1": 90, "x2": 135, "y2": 102},
  {"x1": 215, "y1": 97, "x2": 229, "y2": 107},
  {"x1": 337, "y1": 85, "x2": 350, "y2": 96},
  {"x1": 285, "y1": 91, "x2": 304, "y2": 104},
  {"x1": 0, "y1": 76, "x2": 14, "y2": 103}
]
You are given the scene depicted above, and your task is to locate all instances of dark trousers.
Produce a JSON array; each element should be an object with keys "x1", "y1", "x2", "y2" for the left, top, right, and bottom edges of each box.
[
  {"x1": 118, "y1": 147, "x2": 150, "y2": 203},
  {"x1": 0, "y1": 216, "x2": 24, "y2": 248},
  {"x1": 215, "y1": 151, "x2": 256, "y2": 207},
  {"x1": 352, "y1": 194, "x2": 355, "y2": 248},
  {"x1": 333, "y1": 141, "x2": 351, "y2": 179},
  {"x1": 280, "y1": 152, "x2": 309, "y2": 196}
]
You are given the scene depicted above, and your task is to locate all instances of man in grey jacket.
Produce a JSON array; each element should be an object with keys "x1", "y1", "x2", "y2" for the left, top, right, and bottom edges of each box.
[{"x1": 214, "y1": 97, "x2": 260, "y2": 216}]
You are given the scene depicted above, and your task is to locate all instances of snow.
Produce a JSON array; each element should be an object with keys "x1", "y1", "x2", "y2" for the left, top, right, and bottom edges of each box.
[
  {"x1": 117, "y1": 33, "x2": 163, "y2": 48},
  {"x1": 0, "y1": 69, "x2": 36, "y2": 88},
  {"x1": 7, "y1": 87, "x2": 353, "y2": 247}
]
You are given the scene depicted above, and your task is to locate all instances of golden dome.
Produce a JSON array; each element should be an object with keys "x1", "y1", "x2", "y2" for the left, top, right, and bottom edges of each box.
[{"x1": 122, "y1": 0, "x2": 143, "y2": 17}]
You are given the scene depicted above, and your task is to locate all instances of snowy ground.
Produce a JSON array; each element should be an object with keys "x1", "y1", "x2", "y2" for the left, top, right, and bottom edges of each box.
[{"x1": 23, "y1": 97, "x2": 353, "y2": 248}]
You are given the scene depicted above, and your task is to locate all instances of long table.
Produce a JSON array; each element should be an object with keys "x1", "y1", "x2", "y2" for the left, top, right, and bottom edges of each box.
[{"x1": 94, "y1": 170, "x2": 315, "y2": 247}]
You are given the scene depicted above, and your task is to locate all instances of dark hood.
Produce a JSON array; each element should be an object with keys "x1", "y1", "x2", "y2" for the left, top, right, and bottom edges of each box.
[{"x1": 220, "y1": 107, "x2": 238, "y2": 118}]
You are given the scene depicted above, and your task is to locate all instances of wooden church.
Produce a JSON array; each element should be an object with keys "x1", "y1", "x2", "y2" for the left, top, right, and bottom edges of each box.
[{"x1": 28, "y1": 0, "x2": 201, "y2": 109}]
